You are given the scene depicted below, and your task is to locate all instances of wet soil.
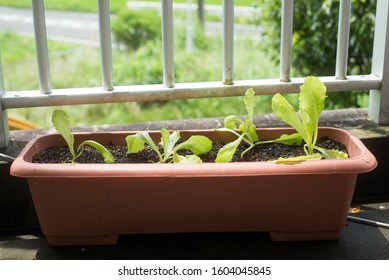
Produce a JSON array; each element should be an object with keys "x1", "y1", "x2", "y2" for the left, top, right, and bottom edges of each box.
[{"x1": 32, "y1": 137, "x2": 347, "y2": 164}]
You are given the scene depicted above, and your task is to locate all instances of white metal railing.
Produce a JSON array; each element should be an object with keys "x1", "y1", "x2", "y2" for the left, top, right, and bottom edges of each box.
[
  {"x1": 31, "y1": 0, "x2": 51, "y2": 94},
  {"x1": 335, "y1": 0, "x2": 351, "y2": 80},
  {"x1": 98, "y1": 0, "x2": 114, "y2": 91},
  {"x1": 369, "y1": 0, "x2": 389, "y2": 123},
  {"x1": 161, "y1": 0, "x2": 175, "y2": 87},
  {"x1": 0, "y1": 0, "x2": 389, "y2": 148}
]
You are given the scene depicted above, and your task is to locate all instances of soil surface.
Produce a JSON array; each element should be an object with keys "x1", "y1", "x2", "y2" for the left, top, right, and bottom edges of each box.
[{"x1": 32, "y1": 137, "x2": 347, "y2": 164}]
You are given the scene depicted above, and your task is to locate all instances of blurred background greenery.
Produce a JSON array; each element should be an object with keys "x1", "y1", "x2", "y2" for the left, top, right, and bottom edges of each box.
[{"x1": 0, "y1": 0, "x2": 375, "y2": 128}]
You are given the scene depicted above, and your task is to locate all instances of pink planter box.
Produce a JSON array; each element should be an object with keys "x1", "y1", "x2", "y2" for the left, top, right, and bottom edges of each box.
[{"x1": 11, "y1": 127, "x2": 377, "y2": 246}]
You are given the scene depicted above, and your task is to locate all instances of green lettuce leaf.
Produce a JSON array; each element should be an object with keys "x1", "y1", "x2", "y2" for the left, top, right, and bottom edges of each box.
[
  {"x1": 173, "y1": 152, "x2": 203, "y2": 163},
  {"x1": 126, "y1": 132, "x2": 162, "y2": 161},
  {"x1": 161, "y1": 128, "x2": 180, "y2": 158},
  {"x1": 243, "y1": 88, "x2": 256, "y2": 122},
  {"x1": 240, "y1": 120, "x2": 259, "y2": 142},
  {"x1": 299, "y1": 76, "x2": 327, "y2": 153},
  {"x1": 273, "y1": 133, "x2": 303, "y2": 145},
  {"x1": 224, "y1": 115, "x2": 243, "y2": 130},
  {"x1": 314, "y1": 146, "x2": 349, "y2": 159},
  {"x1": 125, "y1": 135, "x2": 145, "y2": 154},
  {"x1": 174, "y1": 135, "x2": 212, "y2": 155},
  {"x1": 273, "y1": 153, "x2": 322, "y2": 164},
  {"x1": 52, "y1": 109, "x2": 75, "y2": 159},
  {"x1": 79, "y1": 140, "x2": 115, "y2": 163},
  {"x1": 271, "y1": 77, "x2": 327, "y2": 155},
  {"x1": 215, "y1": 134, "x2": 245, "y2": 163},
  {"x1": 271, "y1": 93, "x2": 308, "y2": 142}
]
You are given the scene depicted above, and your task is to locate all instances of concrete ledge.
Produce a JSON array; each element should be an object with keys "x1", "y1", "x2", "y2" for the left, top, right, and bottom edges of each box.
[{"x1": 1, "y1": 108, "x2": 388, "y2": 231}]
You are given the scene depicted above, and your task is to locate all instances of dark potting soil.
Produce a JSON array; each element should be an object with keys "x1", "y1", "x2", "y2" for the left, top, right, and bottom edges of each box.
[{"x1": 32, "y1": 137, "x2": 348, "y2": 164}]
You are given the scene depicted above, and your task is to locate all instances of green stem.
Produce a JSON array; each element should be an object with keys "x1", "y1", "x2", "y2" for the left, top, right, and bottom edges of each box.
[
  {"x1": 217, "y1": 128, "x2": 253, "y2": 146},
  {"x1": 240, "y1": 143, "x2": 255, "y2": 158}
]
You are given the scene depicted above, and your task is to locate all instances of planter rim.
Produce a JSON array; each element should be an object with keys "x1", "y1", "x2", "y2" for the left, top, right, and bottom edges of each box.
[{"x1": 10, "y1": 127, "x2": 377, "y2": 178}]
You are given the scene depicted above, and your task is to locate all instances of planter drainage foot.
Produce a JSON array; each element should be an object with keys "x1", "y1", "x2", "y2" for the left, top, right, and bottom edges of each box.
[
  {"x1": 46, "y1": 235, "x2": 119, "y2": 246},
  {"x1": 269, "y1": 231, "x2": 342, "y2": 241}
]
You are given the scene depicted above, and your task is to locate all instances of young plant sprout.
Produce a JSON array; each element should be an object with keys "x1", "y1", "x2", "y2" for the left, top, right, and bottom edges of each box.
[
  {"x1": 271, "y1": 76, "x2": 348, "y2": 162},
  {"x1": 215, "y1": 88, "x2": 258, "y2": 162},
  {"x1": 126, "y1": 128, "x2": 212, "y2": 163},
  {"x1": 52, "y1": 109, "x2": 115, "y2": 164},
  {"x1": 216, "y1": 88, "x2": 301, "y2": 163}
]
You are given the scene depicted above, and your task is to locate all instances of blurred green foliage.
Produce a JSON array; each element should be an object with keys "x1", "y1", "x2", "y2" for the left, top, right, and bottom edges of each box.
[
  {"x1": 256, "y1": 0, "x2": 376, "y2": 108},
  {"x1": 112, "y1": 10, "x2": 161, "y2": 50},
  {"x1": 137, "y1": 0, "x2": 254, "y2": 6}
]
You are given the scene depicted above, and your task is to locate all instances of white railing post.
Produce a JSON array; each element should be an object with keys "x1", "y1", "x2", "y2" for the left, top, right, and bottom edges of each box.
[
  {"x1": 280, "y1": 0, "x2": 294, "y2": 82},
  {"x1": 32, "y1": 0, "x2": 51, "y2": 94},
  {"x1": 369, "y1": 0, "x2": 389, "y2": 124},
  {"x1": 335, "y1": 0, "x2": 351, "y2": 80},
  {"x1": 222, "y1": 0, "x2": 234, "y2": 85},
  {"x1": 98, "y1": 0, "x2": 114, "y2": 91},
  {"x1": 0, "y1": 52, "x2": 10, "y2": 148},
  {"x1": 161, "y1": 0, "x2": 175, "y2": 88}
]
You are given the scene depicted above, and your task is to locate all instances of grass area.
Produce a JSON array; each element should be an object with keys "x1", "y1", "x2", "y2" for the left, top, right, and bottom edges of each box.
[
  {"x1": 0, "y1": 0, "x2": 127, "y2": 13},
  {"x1": 0, "y1": 0, "x2": 254, "y2": 12},
  {"x1": 0, "y1": 32, "x2": 79, "y2": 64},
  {"x1": 1, "y1": 32, "x2": 83, "y2": 90},
  {"x1": 3, "y1": 27, "x2": 280, "y2": 128}
]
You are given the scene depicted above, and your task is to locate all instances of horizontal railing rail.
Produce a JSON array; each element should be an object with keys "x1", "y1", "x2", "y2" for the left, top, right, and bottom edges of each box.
[
  {"x1": 1, "y1": 0, "x2": 388, "y2": 148},
  {"x1": 1, "y1": 75, "x2": 382, "y2": 109}
]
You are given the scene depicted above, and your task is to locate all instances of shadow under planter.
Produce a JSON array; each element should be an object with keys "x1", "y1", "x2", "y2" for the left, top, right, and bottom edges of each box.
[
  {"x1": 0, "y1": 163, "x2": 39, "y2": 231},
  {"x1": 10, "y1": 127, "x2": 377, "y2": 246}
]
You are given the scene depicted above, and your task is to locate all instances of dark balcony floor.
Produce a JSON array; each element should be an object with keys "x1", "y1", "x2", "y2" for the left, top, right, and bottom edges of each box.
[{"x1": 0, "y1": 201, "x2": 388, "y2": 260}]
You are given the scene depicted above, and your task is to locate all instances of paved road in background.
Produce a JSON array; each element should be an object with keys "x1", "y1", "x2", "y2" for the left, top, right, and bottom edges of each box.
[
  {"x1": 0, "y1": 4, "x2": 261, "y2": 47},
  {"x1": 0, "y1": 6, "x2": 100, "y2": 46}
]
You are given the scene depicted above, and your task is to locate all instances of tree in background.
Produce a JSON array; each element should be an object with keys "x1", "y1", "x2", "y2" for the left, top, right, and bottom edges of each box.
[
  {"x1": 112, "y1": 9, "x2": 161, "y2": 50},
  {"x1": 256, "y1": 0, "x2": 376, "y2": 108}
]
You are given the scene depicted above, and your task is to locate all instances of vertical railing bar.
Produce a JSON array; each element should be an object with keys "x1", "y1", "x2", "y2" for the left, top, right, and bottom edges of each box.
[
  {"x1": 369, "y1": 0, "x2": 389, "y2": 124},
  {"x1": 161, "y1": 0, "x2": 175, "y2": 88},
  {"x1": 0, "y1": 53, "x2": 4, "y2": 94},
  {"x1": 0, "y1": 52, "x2": 10, "y2": 148},
  {"x1": 222, "y1": 0, "x2": 234, "y2": 85},
  {"x1": 335, "y1": 0, "x2": 351, "y2": 80},
  {"x1": 98, "y1": 0, "x2": 114, "y2": 91},
  {"x1": 280, "y1": 0, "x2": 294, "y2": 82},
  {"x1": 32, "y1": 0, "x2": 51, "y2": 94}
]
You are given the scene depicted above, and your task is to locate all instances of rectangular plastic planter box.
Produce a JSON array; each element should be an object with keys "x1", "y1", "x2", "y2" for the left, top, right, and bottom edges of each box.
[{"x1": 10, "y1": 127, "x2": 377, "y2": 246}]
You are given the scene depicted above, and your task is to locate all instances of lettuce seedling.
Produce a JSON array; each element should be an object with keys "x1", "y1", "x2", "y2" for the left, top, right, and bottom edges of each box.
[
  {"x1": 126, "y1": 128, "x2": 212, "y2": 163},
  {"x1": 271, "y1": 76, "x2": 348, "y2": 161},
  {"x1": 216, "y1": 88, "x2": 301, "y2": 162},
  {"x1": 52, "y1": 109, "x2": 115, "y2": 164},
  {"x1": 216, "y1": 88, "x2": 259, "y2": 162}
]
